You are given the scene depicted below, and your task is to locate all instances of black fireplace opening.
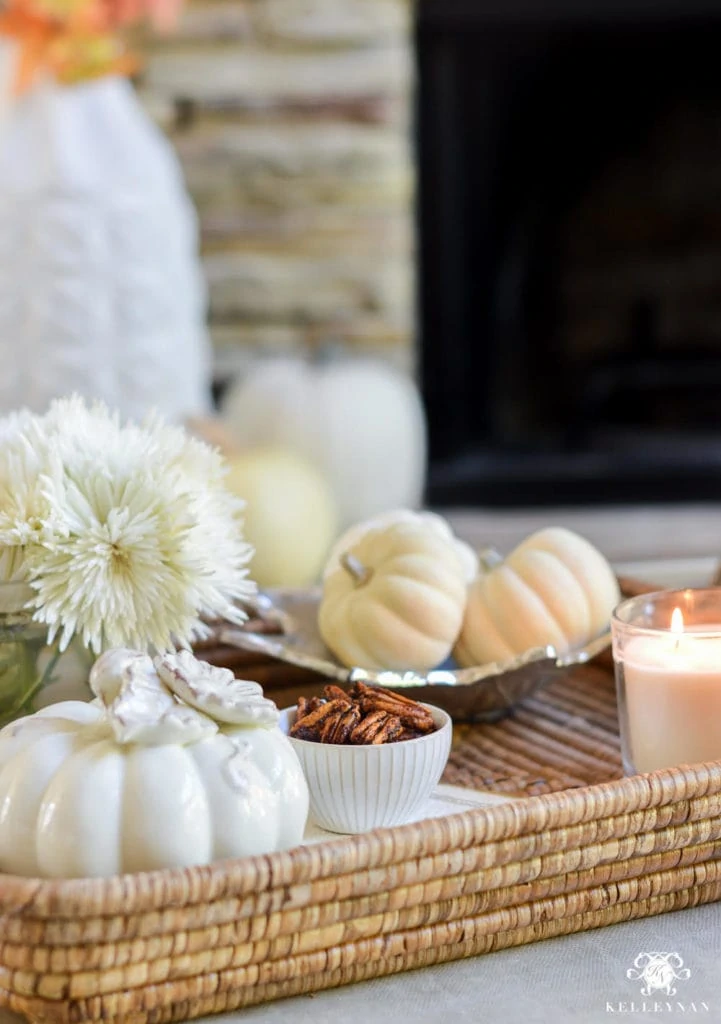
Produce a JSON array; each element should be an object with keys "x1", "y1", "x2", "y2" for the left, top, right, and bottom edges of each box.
[{"x1": 418, "y1": 2, "x2": 721, "y2": 505}]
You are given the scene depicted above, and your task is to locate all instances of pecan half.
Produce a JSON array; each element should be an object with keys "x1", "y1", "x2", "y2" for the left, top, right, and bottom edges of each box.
[
  {"x1": 351, "y1": 682, "x2": 435, "y2": 729},
  {"x1": 394, "y1": 726, "x2": 425, "y2": 742},
  {"x1": 322, "y1": 684, "x2": 352, "y2": 704},
  {"x1": 318, "y1": 708, "x2": 344, "y2": 742},
  {"x1": 327, "y1": 704, "x2": 361, "y2": 743},
  {"x1": 350, "y1": 710, "x2": 403, "y2": 745},
  {"x1": 295, "y1": 695, "x2": 324, "y2": 721},
  {"x1": 357, "y1": 694, "x2": 435, "y2": 733},
  {"x1": 351, "y1": 682, "x2": 422, "y2": 707},
  {"x1": 290, "y1": 698, "x2": 348, "y2": 740}
]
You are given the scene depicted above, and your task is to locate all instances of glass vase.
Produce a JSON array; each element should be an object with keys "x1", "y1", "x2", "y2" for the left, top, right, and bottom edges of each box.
[{"x1": 0, "y1": 584, "x2": 92, "y2": 728}]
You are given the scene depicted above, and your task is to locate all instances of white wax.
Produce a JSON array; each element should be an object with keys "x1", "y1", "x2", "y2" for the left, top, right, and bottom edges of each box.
[{"x1": 622, "y1": 631, "x2": 721, "y2": 773}]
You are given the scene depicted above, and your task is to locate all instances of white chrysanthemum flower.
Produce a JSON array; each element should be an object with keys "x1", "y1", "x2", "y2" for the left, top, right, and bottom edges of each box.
[
  {"x1": 0, "y1": 410, "x2": 53, "y2": 582},
  {"x1": 138, "y1": 415, "x2": 252, "y2": 625},
  {"x1": 12, "y1": 397, "x2": 256, "y2": 654}
]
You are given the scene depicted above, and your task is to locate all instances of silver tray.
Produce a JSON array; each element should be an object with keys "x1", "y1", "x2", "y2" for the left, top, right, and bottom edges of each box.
[{"x1": 219, "y1": 589, "x2": 614, "y2": 722}]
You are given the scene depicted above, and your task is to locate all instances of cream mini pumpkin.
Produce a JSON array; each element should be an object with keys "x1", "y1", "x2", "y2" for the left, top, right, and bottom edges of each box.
[
  {"x1": 0, "y1": 650, "x2": 309, "y2": 878},
  {"x1": 187, "y1": 423, "x2": 338, "y2": 587},
  {"x1": 224, "y1": 447, "x2": 338, "y2": 587},
  {"x1": 319, "y1": 520, "x2": 468, "y2": 672},
  {"x1": 454, "y1": 527, "x2": 620, "y2": 667}
]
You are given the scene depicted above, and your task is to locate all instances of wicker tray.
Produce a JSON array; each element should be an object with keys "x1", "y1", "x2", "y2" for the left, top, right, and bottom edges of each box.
[{"x1": 2, "y1": 654, "x2": 721, "y2": 1024}]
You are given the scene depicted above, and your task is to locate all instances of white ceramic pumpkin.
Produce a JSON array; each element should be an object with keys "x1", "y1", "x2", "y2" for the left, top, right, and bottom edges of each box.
[
  {"x1": 324, "y1": 509, "x2": 478, "y2": 584},
  {"x1": 454, "y1": 527, "x2": 620, "y2": 667},
  {"x1": 220, "y1": 355, "x2": 427, "y2": 527},
  {"x1": 319, "y1": 520, "x2": 468, "y2": 672},
  {"x1": 0, "y1": 650, "x2": 309, "y2": 878},
  {"x1": 224, "y1": 447, "x2": 338, "y2": 587}
]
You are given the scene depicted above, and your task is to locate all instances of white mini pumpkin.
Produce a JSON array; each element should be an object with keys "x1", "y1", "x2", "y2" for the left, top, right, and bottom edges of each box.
[
  {"x1": 454, "y1": 527, "x2": 620, "y2": 667},
  {"x1": 0, "y1": 651, "x2": 309, "y2": 878},
  {"x1": 319, "y1": 520, "x2": 468, "y2": 672},
  {"x1": 220, "y1": 355, "x2": 426, "y2": 527},
  {"x1": 324, "y1": 509, "x2": 478, "y2": 584}
]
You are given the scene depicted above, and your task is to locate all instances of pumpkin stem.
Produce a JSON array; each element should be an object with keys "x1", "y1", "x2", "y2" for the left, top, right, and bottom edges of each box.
[
  {"x1": 340, "y1": 552, "x2": 373, "y2": 587},
  {"x1": 478, "y1": 546, "x2": 505, "y2": 573}
]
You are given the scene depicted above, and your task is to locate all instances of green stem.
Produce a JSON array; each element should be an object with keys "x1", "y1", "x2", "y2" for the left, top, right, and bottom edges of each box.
[{"x1": 3, "y1": 645, "x2": 62, "y2": 722}]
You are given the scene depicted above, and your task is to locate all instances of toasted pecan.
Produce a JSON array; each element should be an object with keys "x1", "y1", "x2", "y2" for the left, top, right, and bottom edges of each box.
[
  {"x1": 351, "y1": 682, "x2": 422, "y2": 707},
  {"x1": 318, "y1": 710, "x2": 341, "y2": 743},
  {"x1": 290, "y1": 698, "x2": 348, "y2": 740},
  {"x1": 296, "y1": 695, "x2": 324, "y2": 721},
  {"x1": 357, "y1": 694, "x2": 435, "y2": 733},
  {"x1": 377, "y1": 715, "x2": 404, "y2": 743},
  {"x1": 328, "y1": 704, "x2": 361, "y2": 743},
  {"x1": 349, "y1": 709, "x2": 386, "y2": 744},
  {"x1": 394, "y1": 726, "x2": 425, "y2": 742},
  {"x1": 350, "y1": 710, "x2": 403, "y2": 745},
  {"x1": 322, "y1": 684, "x2": 352, "y2": 704},
  {"x1": 352, "y1": 682, "x2": 434, "y2": 727}
]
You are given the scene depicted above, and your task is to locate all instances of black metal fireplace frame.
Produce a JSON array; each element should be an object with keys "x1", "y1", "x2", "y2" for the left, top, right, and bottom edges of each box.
[{"x1": 418, "y1": 0, "x2": 721, "y2": 506}]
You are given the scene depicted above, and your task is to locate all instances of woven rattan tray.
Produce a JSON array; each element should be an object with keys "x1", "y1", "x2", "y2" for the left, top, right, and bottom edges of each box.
[{"x1": 2, "y1": 650, "x2": 721, "y2": 1024}]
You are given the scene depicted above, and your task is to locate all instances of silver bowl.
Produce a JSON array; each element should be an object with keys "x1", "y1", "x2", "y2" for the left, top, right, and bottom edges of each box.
[{"x1": 219, "y1": 589, "x2": 612, "y2": 722}]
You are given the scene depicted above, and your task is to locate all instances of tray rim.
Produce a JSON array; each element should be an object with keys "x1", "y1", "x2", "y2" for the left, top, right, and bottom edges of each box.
[{"x1": 1, "y1": 757, "x2": 721, "y2": 918}]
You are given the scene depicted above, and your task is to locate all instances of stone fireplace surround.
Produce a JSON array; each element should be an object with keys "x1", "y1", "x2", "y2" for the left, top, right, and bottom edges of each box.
[{"x1": 140, "y1": 0, "x2": 414, "y2": 382}]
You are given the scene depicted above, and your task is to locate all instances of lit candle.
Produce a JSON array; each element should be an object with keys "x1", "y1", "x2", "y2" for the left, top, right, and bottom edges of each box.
[{"x1": 613, "y1": 591, "x2": 721, "y2": 774}]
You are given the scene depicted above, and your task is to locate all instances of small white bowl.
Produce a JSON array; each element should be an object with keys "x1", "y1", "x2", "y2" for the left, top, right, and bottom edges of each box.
[{"x1": 279, "y1": 703, "x2": 452, "y2": 834}]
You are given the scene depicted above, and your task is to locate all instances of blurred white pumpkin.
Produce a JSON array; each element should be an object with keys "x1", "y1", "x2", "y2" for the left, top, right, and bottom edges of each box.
[
  {"x1": 225, "y1": 448, "x2": 338, "y2": 587},
  {"x1": 0, "y1": 73, "x2": 211, "y2": 420},
  {"x1": 455, "y1": 527, "x2": 620, "y2": 666},
  {"x1": 221, "y1": 355, "x2": 427, "y2": 527}
]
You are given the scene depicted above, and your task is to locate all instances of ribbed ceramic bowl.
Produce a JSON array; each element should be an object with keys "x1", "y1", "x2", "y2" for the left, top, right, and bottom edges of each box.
[{"x1": 279, "y1": 703, "x2": 452, "y2": 834}]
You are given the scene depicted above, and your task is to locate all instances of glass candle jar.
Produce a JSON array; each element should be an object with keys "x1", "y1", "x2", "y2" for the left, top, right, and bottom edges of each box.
[{"x1": 612, "y1": 588, "x2": 721, "y2": 775}]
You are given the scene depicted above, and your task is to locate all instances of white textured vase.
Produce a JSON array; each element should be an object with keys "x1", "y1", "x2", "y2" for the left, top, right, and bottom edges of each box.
[{"x1": 0, "y1": 73, "x2": 212, "y2": 420}]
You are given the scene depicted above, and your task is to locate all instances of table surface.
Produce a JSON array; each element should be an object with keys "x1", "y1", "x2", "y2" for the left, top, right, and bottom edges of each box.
[
  {"x1": 3, "y1": 505, "x2": 721, "y2": 1024},
  {"x1": 446, "y1": 503, "x2": 721, "y2": 563}
]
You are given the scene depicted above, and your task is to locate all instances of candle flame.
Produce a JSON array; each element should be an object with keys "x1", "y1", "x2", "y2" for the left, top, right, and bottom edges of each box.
[{"x1": 671, "y1": 607, "x2": 684, "y2": 634}]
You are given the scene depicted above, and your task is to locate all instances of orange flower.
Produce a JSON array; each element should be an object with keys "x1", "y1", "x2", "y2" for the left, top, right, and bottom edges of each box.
[
  {"x1": 0, "y1": 0, "x2": 179, "y2": 91},
  {"x1": 0, "y1": 7, "x2": 59, "y2": 93}
]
